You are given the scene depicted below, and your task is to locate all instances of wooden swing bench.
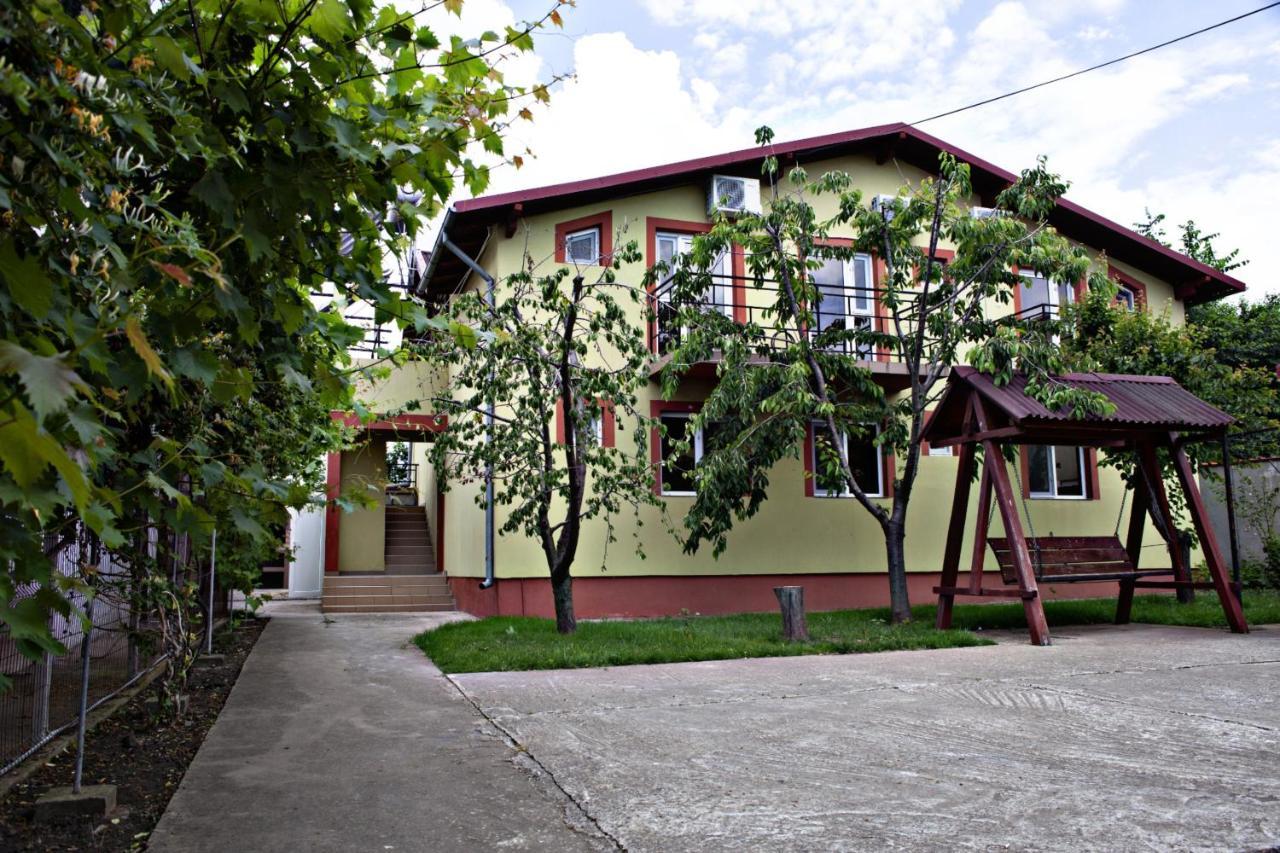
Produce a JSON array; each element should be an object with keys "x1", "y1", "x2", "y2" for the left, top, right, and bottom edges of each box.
[
  {"x1": 922, "y1": 367, "x2": 1250, "y2": 645},
  {"x1": 987, "y1": 535, "x2": 1168, "y2": 585}
]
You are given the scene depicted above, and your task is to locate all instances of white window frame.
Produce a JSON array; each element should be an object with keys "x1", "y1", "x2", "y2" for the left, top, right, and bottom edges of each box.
[
  {"x1": 1027, "y1": 445, "x2": 1088, "y2": 500},
  {"x1": 1018, "y1": 269, "x2": 1074, "y2": 320},
  {"x1": 655, "y1": 231, "x2": 733, "y2": 318},
  {"x1": 812, "y1": 253, "x2": 875, "y2": 358},
  {"x1": 568, "y1": 399, "x2": 606, "y2": 448},
  {"x1": 564, "y1": 227, "x2": 601, "y2": 265},
  {"x1": 811, "y1": 421, "x2": 884, "y2": 498},
  {"x1": 658, "y1": 411, "x2": 705, "y2": 497},
  {"x1": 1115, "y1": 284, "x2": 1136, "y2": 310}
]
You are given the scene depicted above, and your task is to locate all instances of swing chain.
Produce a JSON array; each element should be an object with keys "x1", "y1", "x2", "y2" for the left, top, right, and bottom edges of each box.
[{"x1": 1010, "y1": 457, "x2": 1043, "y2": 578}]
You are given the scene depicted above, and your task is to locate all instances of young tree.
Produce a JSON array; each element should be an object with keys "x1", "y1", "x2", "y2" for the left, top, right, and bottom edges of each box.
[
  {"x1": 424, "y1": 242, "x2": 660, "y2": 634},
  {"x1": 0, "y1": 0, "x2": 562, "y2": 672},
  {"x1": 654, "y1": 127, "x2": 1106, "y2": 623}
]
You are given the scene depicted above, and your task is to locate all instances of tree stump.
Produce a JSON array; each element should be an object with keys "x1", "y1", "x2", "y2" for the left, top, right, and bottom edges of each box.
[{"x1": 773, "y1": 586, "x2": 809, "y2": 642}]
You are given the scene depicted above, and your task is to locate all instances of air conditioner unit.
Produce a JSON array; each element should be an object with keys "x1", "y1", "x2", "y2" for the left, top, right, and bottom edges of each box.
[
  {"x1": 970, "y1": 206, "x2": 1004, "y2": 220},
  {"x1": 871, "y1": 194, "x2": 899, "y2": 220},
  {"x1": 707, "y1": 175, "x2": 761, "y2": 216}
]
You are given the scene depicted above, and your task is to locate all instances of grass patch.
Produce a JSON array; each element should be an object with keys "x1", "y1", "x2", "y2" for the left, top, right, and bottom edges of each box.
[
  {"x1": 416, "y1": 590, "x2": 1280, "y2": 674},
  {"x1": 416, "y1": 609, "x2": 991, "y2": 674},
  {"x1": 938, "y1": 589, "x2": 1280, "y2": 632}
]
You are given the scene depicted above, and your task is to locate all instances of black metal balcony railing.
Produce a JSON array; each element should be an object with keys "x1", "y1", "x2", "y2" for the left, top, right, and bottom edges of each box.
[
  {"x1": 648, "y1": 273, "x2": 1067, "y2": 361},
  {"x1": 649, "y1": 272, "x2": 908, "y2": 359}
]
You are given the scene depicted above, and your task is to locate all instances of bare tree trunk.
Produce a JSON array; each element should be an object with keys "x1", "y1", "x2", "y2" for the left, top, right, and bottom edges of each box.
[
  {"x1": 551, "y1": 570, "x2": 576, "y2": 634},
  {"x1": 884, "y1": 519, "x2": 912, "y2": 624}
]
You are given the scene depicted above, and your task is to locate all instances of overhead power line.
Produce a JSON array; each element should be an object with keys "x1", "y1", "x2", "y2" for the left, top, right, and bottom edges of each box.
[{"x1": 913, "y1": 2, "x2": 1280, "y2": 125}]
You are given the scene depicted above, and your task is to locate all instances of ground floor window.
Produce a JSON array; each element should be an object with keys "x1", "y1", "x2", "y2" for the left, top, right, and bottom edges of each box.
[
  {"x1": 810, "y1": 422, "x2": 884, "y2": 498},
  {"x1": 1026, "y1": 444, "x2": 1086, "y2": 499},
  {"x1": 658, "y1": 412, "x2": 701, "y2": 495}
]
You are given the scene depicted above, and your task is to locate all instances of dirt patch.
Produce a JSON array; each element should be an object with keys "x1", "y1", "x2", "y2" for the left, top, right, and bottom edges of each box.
[{"x1": 0, "y1": 617, "x2": 266, "y2": 852}]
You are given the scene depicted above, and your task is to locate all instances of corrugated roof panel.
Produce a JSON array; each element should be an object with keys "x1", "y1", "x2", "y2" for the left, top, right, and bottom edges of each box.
[{"x1": 943, "y1": 366, "x2": 1232, "y2": 433}]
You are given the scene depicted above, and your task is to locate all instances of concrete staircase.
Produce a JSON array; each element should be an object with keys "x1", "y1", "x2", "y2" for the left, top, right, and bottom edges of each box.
[
  {"x1": 321, "y1": 573, "x2": 455, "y2": 613},
  {"x1": 384, "y1": 506, "x2": 436, "y2": 574},
  {"x1": 320, "y1": 507, "x2": 455, "y2": 613}
]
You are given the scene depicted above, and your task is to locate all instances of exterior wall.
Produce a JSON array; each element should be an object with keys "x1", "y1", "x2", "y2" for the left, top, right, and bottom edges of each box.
[
  {"x1": 438, "y1": 152, "x2": 1183, "y2": 593},
  {"x1": 351, "y1": 357, "x2": 448, "y2": 414},
  {"x1": 1202, "y1": 461, "x2": 1270, "y2": 566},
  {"x1": 450, "y1": 572, "x2": 1138, "y2": 620},
  {"x1": 337, "y1": 442, "x2": 387, "y2": 572},
  {"x1": 414, "y1": 441, "x2": 440, "y2": 554}
]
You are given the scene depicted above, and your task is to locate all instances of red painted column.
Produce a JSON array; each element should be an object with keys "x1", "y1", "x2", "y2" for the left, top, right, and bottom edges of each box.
[{"x1": 324, "y1": 451, "x2": 341, "y2": 574}]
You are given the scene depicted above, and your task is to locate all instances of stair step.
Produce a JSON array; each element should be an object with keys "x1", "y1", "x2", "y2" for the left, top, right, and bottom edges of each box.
[
  {"x1": 322, "y1": 594, "x2": 455, "y2": 606},
  {"x1": 322, "y1": 601, "x2": 458, "y2": 607}
]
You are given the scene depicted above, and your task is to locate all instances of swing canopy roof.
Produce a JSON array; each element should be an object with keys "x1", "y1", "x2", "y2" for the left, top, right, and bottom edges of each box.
[{"x1": 923, "y1": 367, "x2": 1233, "y2": 449}]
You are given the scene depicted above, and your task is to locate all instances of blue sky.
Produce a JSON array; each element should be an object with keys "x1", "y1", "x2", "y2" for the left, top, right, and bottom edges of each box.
[{"x1": 452, "y1": 1, "x2": 1280, "y2": 295}]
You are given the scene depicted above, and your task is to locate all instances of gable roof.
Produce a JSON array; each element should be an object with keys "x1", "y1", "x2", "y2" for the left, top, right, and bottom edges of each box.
[
  {"x1": 923, "y1": 366, "x2": 1233, "y2": 447},
  {"x1": 418, "y1": 122, "x2": 1247, "y2": 306}
]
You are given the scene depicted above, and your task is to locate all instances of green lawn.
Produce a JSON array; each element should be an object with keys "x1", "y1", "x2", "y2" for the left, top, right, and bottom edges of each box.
[{"x1": 415, "y1": 590, "x2": 1280, "y2": 674}]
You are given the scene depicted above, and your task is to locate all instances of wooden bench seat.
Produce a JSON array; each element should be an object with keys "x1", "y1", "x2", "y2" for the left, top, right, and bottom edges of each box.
[{"x1": 986, "y1": 536, "x2": 1172, "y2": 584}]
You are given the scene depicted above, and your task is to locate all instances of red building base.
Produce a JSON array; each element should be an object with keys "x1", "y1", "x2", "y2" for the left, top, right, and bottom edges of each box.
[{"x1": 449, "y1": 572, "x2": 1129, "y2": 620}]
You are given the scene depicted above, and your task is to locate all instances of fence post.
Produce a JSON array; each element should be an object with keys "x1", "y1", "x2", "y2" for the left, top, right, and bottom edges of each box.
[
  {"x1": 30, "y1": 644, "x2": 53, "y2": 744},
  {"x1": 72, "y1": 592, "x2": 96, "y2": 795},
  {"x1": 205, "y1": 528, "x2": 218, "y2": 655}
]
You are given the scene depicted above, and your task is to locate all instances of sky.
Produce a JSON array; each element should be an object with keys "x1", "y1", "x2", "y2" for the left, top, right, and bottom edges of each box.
[{"x1": 440, "y1": 0, "x2": 1280, "y2": 297}]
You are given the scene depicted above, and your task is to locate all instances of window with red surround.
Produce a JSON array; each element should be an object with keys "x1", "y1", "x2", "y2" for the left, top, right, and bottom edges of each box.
[
  {"x1": 920, "y1": 409, "x2": 953, "y2": 457},
  {"x1": 649, "y1": 400, "x2": 702, "y2": 496},
  {"x1": 554, "y1": 211, "x2": 613, "y2": 266},
  {"x1": 1107, "y1": 265, "x2": 1148, "y2": 312},
  {"x1": 554, "y1": 398, "x2": 615, "y2": 448},
  {"x1": 803, "y1": 421, "x2": 893, "y2": 498},
  {"x1": 646, "y1": 217, "x2": 747, "y2": 353},
  {"x1": 1019, "y1": 445, "x2": 1100, "y2": 501}
]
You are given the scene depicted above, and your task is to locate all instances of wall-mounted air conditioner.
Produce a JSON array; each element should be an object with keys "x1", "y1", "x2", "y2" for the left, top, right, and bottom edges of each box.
[
  {"x1": 707, "y1": 175, "x2": 762, "y2": 216},
  {"x1": 970, "y1": 206, "x2": 1004, "y2": 219},
  {"x1": 871, "y1": 194, "x2": 899, "y2": 219}
]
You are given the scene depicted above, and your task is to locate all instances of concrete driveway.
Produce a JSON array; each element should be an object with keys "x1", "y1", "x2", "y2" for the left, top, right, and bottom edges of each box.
[
  {"x1": 149, "y1": 601, "x2": 609, "y2": 852},
  {"x1": 451, "y1": 624, "x2": 1280, "y2": 852}
]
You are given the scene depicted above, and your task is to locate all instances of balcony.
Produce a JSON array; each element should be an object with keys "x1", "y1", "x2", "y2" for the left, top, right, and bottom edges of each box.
[{"x1": 647, "y1": 272, "x2": 924, "y2": 392}]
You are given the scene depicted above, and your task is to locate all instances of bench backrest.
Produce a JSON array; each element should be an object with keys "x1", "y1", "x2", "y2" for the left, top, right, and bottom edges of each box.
[{"x1": 987, "y1": 536, "x2": 1136, "y2": 584}]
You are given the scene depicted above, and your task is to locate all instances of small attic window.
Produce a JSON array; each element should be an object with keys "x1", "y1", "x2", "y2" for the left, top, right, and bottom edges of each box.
[{"x1": 564, "y1": 227, "x2": 600, "y2": 264}]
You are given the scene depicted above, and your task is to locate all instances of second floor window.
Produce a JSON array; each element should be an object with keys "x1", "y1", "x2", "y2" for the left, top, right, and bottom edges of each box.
[
  {"x1": 811, "y1": 254, "x2": 875, "y2": 358},
  {"x1": 1115, "y1": 284, "x2": 1137, "y2": 310},
  {"x1": 564, "y1": 227, "x2": 601, "y2": 264},
  {"x1": 655, "y1": 231, "x2": 732, "y2": 354},
  {"x1": 1026, "y1": 444, "x2": 1086, "y2": 499},
  {"x1": 1019, "y1": 270, "x2": 1074, "y2": 321}
]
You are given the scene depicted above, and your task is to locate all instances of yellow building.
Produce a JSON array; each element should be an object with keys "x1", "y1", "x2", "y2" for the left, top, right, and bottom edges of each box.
[{"x1": 317, "y1": 123, "x2": 1247, "y2": 618}]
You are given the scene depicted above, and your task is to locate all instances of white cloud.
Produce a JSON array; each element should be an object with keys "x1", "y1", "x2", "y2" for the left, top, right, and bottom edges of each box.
[
  {"x1": 467, "y1": 1, "x2": 1277, "y2": 295},
  {"x1": 490, "y1": 32, "x2": 747, "y2": 194}
]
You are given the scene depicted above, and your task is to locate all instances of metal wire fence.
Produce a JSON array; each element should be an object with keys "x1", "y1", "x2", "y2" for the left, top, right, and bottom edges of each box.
[{"x1": 0, "y1": 524, "x2": 223, "y2": 776}]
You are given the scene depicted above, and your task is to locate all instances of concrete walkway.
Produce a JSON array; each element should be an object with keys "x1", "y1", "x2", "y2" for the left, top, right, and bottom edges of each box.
[
  {"x1": 454, "y1": 623, "x2": 1280, "y2": 852},
  {"x1": 149, "y1": 601, "x2": 607, "y2": 852}
]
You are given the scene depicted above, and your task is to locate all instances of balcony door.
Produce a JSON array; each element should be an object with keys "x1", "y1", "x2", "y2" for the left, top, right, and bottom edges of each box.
[
  {"x1": 1018, "y1": 270, "x2": 1074, "y2": 321},
  {"x1": 655, "y1": 231, "x2": 732, "y2": 353},
  {"x1": 811, "y1": 254, "x2": 875, "y2": 358}
]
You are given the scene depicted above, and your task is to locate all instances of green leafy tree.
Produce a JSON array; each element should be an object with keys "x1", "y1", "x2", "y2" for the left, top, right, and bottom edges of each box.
[
  {"x1": 1135, "y1": 208, "x2": 1248, "y2": 274},
  {"x1": 654, "y1": 127, "x2": 1106, "y2": 624},
  {"x1": 0, "y1": 0, "x2": 562, "y2": 674},
  {"x1": 424, "y1": 243, "x2": 659, "y2": 634}
]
